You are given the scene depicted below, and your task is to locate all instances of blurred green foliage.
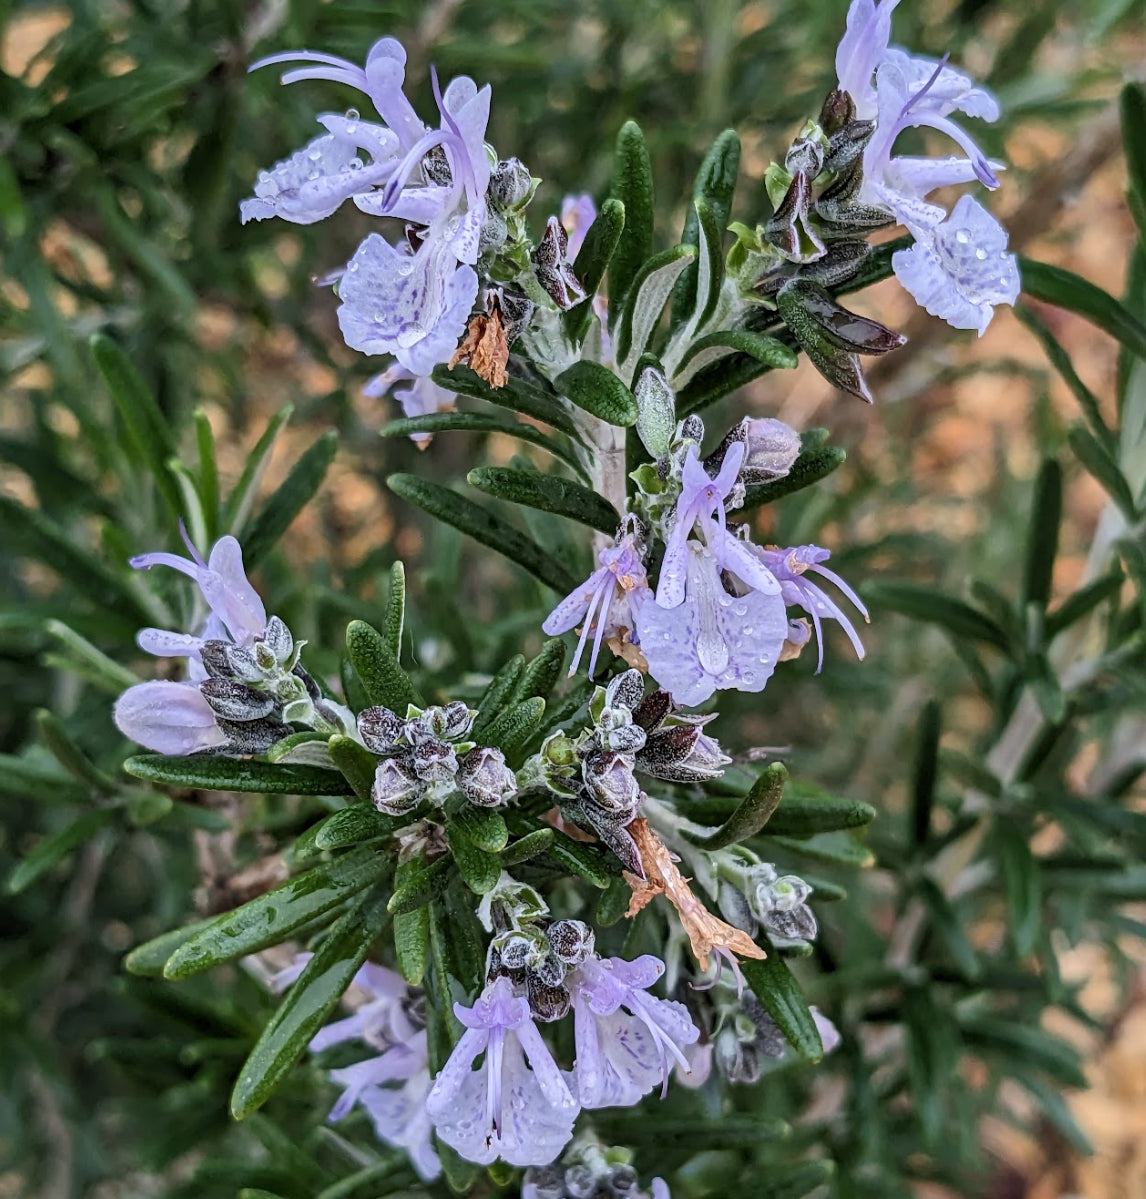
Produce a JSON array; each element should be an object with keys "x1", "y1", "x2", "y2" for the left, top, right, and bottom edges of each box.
[{"x1": 3, "y1": 1, "x2": 1146, "y2": 1197}]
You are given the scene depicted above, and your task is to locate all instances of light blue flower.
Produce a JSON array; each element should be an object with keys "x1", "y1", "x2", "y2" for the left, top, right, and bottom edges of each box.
[
  {"x1": 337, "y1": 232, "x2": 478, "y2": 377},
  {"x1": 425, "y1": 975, "x2": 578, "y2": 1167},
  {"x1": 364, "y1": 364, "x2": 457, "y2": 447},
  {"x1": 567, "y1": 954, "x2": 699, "y2": 1108}
]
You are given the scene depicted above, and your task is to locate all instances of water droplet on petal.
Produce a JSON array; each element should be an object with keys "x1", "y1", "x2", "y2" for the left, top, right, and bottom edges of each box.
[
  {"x1": 954, "y1": 227, "x2": 971, "y2": 244},
  {"x1": 974, "y1": 248, "x2": 987, "y2": 260}
]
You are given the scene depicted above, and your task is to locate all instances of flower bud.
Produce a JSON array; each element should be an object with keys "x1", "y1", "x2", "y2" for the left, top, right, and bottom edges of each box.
[
  {"x1": 608, "y1": 1165, "x2": 641, "y2": 1198},
  {"x1": 358, "y1": 705, "x2": 405, "y2": 753},
  {"x1": 412, "y1": 738, "x2": 458, "y2": 784},
  {"x1": 532, "y1": 215, "x2": 586, "y2": 310},
  {"x1": 564, "y1": 1164, "x2": 599, "y2": 1199},
  {"x1": 819, "y1": 86, "x2": 855, "y2": 134},
  {"x1": 371, "y1": 756, "x2": 424, "y2": 815},
  {"x1": 526, "y1": 973, "x2": 570, "y2": 1022},
  {"x1": 422, "y1": 144, "x2": 452, "y2": 186},
  {"x1": 215, "y1": 716, "x2": 287, "y2": 753},
  {"x1": 199, "y1": 639, "x2": 236, "y2": 678},
  {"x1": 605, "y1": 668, "x2": 645, "y2": 712},
  {"x1": 546, "y1": 918, "x2": 595, "y2": 966},
  {"x1": 523, "y1": 1167, "x2": 566, "y2": 1199},
  {"x1": 582, "y1": 750, "x2": 641, "y2": 814},
  {"x1": 488, "y1": 156, "x2": 533, "y2": 209},
  {"x1": 739, "y1": 417, "x2": 801, "y2": 482},
  {"x1": 495, "y1": 928, "x2": 545, "y2": 972},
  {"x1": 261, "y1": 615, "x2": 294, "y2": 664},
  {"x1": 785, "y1": 136, "x2": 824, "y2": 178},
  {"x1": 458, "y1": 746, "x2": 518, "y2": 807},
  {"x1": 199, "y1": 677, "x2": 276, "y2": 721}
]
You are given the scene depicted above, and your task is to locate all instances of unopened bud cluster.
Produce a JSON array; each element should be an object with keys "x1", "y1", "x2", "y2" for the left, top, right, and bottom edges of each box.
[{"x1": 359, "y1": 700, "x2": 518, "y2": 815}]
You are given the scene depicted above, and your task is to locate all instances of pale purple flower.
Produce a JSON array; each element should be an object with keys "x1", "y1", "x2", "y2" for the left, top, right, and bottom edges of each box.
[
  {"x1": 364, "y1": 364, "x2": 457, "y2": 447},
  {"x1": 360, "y1": 1067, "x2": 440, "y2": 1182},
  {"x1": 656, "y1": 444, "x2": 781, "y2": 610},
  {"x1": 250, "y1": 37, "x2": 427, "y2": 152},
  {"x1": 130, "y1": 531, "x2": 266, "y2": 653},
  {"x1": 360, "y1": 69, "x2": 493, "y2": 267},
  {"x1": 567, "y1": 955, "x2": 699, "y2": 1109},
  {"x1": 543, "y1": 533, "x2": 650, "y2": 679},
  {"x1": 637, "y1": 542, "x2": 789, "y2": 707},
  {"x1": 113, "y1": 679, "x2": 225, "y2": 755},
  {"x1": 747, "y1": 543, "x2": 868, "y2": 671},
  {"x1": 890, "y1": 193, "x2": 1021, "y2": 335},
  {"x1": 425, "y1": 976, "x2": 578, "y2": 1167},
  {"x1": 240, "y1": 117, "x2": 399, "y2": 226},
  {"x1": 271, "y1": 956, "x2": 441, "y2": 1180},
  {"x1": 337, "y1": 233, "x2": 478, "y2": 377},
  {"x1": 561, "y1": 193, "x2": 597, "y2": 260},
  {"x1": 812, "y1": 1007, "x2": 842, "y2": 1055}
]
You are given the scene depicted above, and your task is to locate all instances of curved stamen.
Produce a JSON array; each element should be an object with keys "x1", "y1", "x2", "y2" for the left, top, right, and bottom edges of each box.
[
  {"x1": 430, "y1": 65, "x2": 480, "y2": 202},
  {"x1": 587, "y1": 574, "x2": 618, "y2": 679}
]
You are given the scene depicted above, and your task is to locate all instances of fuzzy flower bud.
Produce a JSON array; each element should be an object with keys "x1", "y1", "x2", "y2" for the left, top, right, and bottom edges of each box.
[
  {"x1": 489, "y1": 157, "x2": 533, "y2": 209},
  {"x1": 371, "y1": 756, "x2": 424, "y2": 815},
  {"x1": 581, "y1": 750, "x2": 641, "y2": 815},
  {"x1": 458, "y1": 746, "x2": 518, "y2": 807},
  {"x1": 358, "y1": 706, "x2": 406, "y2": 754}
]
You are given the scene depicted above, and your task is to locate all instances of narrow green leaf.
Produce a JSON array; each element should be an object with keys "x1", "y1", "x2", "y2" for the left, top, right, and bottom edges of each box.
[
  {"x1": 1021, "y1": 459, "x2": 1062, "y2": 609},
  {"x1": 388, "y1": 855, "x2": 452, "y2": 915},
  {"x1": 467, "y1": 466, "x2": 619, "y2": 536},
  {"x1": 388, "y1": 474, "x2": 577, "y2": 595},
  {"x1": 671, "y1": 129, "x2": 740, "y2": 329},
  {"x1": 450, "y1": 805, "x2": 509, "y2": 853},
  {"x1": 1021, "y1": 257, "x2": 1146, "y2": 361},
  {"x1": 345, "y1": 619, "x2": 419, "y2": 714},
  {"x1": 240, "y1": 430, "x2": 338, "y2": 567},
  {"x1": 545, "y1": 831, "x2": 616, "y2": 889},
  {"x1": 194, "y1": 408, "x2": 221, "y2": 542},
  {"x1": 554, "y1": 360, "x2": 639, "y2": 427},
  {"x1": 595, "y1": 875, "x2": 632, "y2": 927},
  {"x1": 230, "y1": 885, "x2": 392, "y2": 1118},
  {"x1": 863, "y1": 581, "x2": 1014, "y2": 653},
  {"x1": 500, "y1": 827, "x2": 555, "y2": 866},
  {"x1": 124, "y1": 916, "x2": 223, "y2": 977},
  {"x1": 741, "y1": 948, "x2": 823, "y2": 1062},
  {"x1": 0, "y1": 754, "x2": 90, "y2": 803},
  {"x1": 1014, "y1": 1069, "x2": 1095, "y2": 1156},
  {"x1": 164, "y1": 848, "x2": 388, "y2": 979},
  {"x1": 393, "y1": 859, "x2": 431, "y2": 985},
  {"x1": 90, "y1": 333, "x2": 180, "y2": 517},
  {"x1": 1068, "y1": 422, "x2": 1138, "y2": 520},
  {"x1": 767, "y1": 831, "x2": 874, "y2": 867},
  {"x1": 313, "y1": 805, "x2": 396, "y2": 850},
  {"x1": 1122, "y1": 81, "x2": 1146, "y2": 219},
  {"x1": 917, "y1": 878, "x2": 980, "y2": 980},
  {"x1": 757, "y1": 1160, "x2": 836, "y2": 1199},
  {"x1": 224, "y1": 405, "x2": 293, "y2": 532},
  {"x1": 7, "y1": 809, "x2": 114, "y2": 893},
  {"x1": 1015, "y1": 305, "x2": 1113, "y2": 445},
  {"x1": 761, "y1": 779, "x2": 876, "y2": 837},
  {"x1": 481, "y1": 696, "x2": 546, "y2": 767},
  {"x1": 382, "y1": 412, "x2": 586, "y2": 477},
  {"x1": 328, "y1": 734, "x2": 380, "y2": 804},
  {"x1": 684, "y1": 763, "x2": 787, "y2": 850},
  {"x1": 124, "y1": 754, "x2": 352, "y2": 796},
  {"x1": 676, "y1": 345, "x2": 795, "y2": 417},
  {"x1": 675, "y1": 327, "x2": 797, "y2": 380},
  {"x1": 516, "y1": 639, "x2": 568, "y2": 706},
  {"x1": 382, "y1": 560, "x2": 406, "y2": 658},
  {"x1": 742, "y1": 437, "x2": 846, "y2": 511},
  {"x1": 993, "y1": 820, "x2": 1042, "y2": 957},
  {"x1": 564, "y1": 197, "x2": 626, "y2": 344},
  {"x1": 961, "y1": 1018, "x2": 1085, "y2": 1088},
  {"x1": 34, "y1": 708, "x2": 116, "y2": 793},
  {"x1": 911, "y1": 700, "x2": 941, "y2": 848},
  {"x1": 614, "y1": 245, "x2": 697, "y2": 369},
  {"x1": 391, "y1": 906, "x2": 429, "y2": 988},
  {"x1": 446, "y1": 822, "x2": 501, "y2": 894},
  {"x1": 1047, "y1": 571, "x2": 1123, "y2": 638},
  {"x1": 592, "y1": 1113, "x2": 788, "y2": 1148},
  {"x1": 608, "y1": 120, "x2": 654, "y2": 314},
  {"x1": 473, "y1": 655, "x2": 526, "y2": 737},
  {"x1": 43, "y1": 619, "x2": 139, "y2": 694},
  {"x1": 430, "y1": 365, "x2": 580, "y2": 438},
  {"x1": 903, "y1": 985, "x2": 958, "y2": 1145},
  {"x1": 0, "y1": 495, "x2": 156, "y2": 628}
]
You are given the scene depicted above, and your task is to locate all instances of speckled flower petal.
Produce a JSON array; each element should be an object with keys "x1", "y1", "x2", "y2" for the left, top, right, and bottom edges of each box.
[
  {"x1": 573, "y1": 1007, "x2": 662, "y2": 1109},
  {"x1": 359, "y1": 1070, "x2": 441, "y2": 1181},
  {"x1": 892, "y1": 194, "x2": 1019, "y2": 335},
  {"x1": 637, "y1": 543, "x2": 789, "y2": 707}
]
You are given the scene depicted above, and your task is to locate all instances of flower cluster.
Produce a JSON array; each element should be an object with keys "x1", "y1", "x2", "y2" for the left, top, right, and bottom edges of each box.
[
  {"x1": 357, "y1": 700, "x2": 518, "y2": 814},
  {"x1": 114, "y1": 532, "x2": 353, "y2": 756},
  {"x1": 272, "y1": 957, "x2": 440, "y2": 1182},
  {"x1": 242, "y1": 36, "x2": 578, "y2": 439},
  {"x1": 545, "y1": 412, "x2": 868, "y2": 706},
  {"x1": 524, "y1": 1139, "x2": 669, "y2": 1199},
  {"x1": 520, "y1": 670, "x2": 730, "y2": 873}
]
